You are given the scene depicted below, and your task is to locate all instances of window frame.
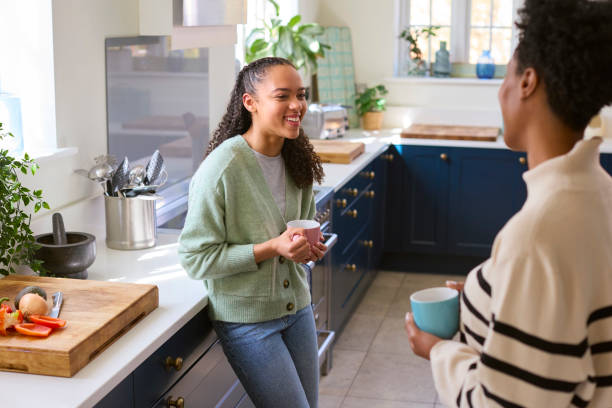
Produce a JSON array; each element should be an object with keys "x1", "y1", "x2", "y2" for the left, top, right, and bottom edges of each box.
[{"x1": 395, "y1": 0, "x2": 523, "y2": 76}]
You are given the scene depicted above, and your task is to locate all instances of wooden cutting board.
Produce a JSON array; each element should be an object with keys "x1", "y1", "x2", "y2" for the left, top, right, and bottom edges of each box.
[
  {"x1": 310, "y1": 140, "x2": 365, "y2": 164},
  {"x1": 401, "y1": 124, "x2": 500, "y2": 141},
  {"x1": 0, "y1": 275, "x2": 158, "y2": 377}
]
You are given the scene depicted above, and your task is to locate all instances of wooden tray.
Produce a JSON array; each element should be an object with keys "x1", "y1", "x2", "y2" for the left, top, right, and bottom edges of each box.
[
  {"x1": 310, "y1": 140, "x2": 365, "y2": 164},
  {"x1": 0, "y1": 275, "x2": 158, "y2": 377},
  {"x1": 401, "y1": 124, "x2": 500, "y2": 141}
]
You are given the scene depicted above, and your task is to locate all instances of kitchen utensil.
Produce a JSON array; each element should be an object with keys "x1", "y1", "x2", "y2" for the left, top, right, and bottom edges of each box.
[
  {"x1": 49, "y1": 291, "x2": 63, "y2": 318},
  {"x1": 128, "y1": 165, "x2": 146, "y2": 186},
  {"x1": 87, "y1": 161, "x2": 114, "y2": 194},
  {"x1": 110, "y1": 156, "x2": 130, "y2": 195},
  {"x1": 52, "y1": 212, "x2": 67, "y2": 245},
  {"x1": 120, "y1": 169, "x2": 168, "y2": 197},
  {"x1": 34, "y1": 212, "x2": 96, "y2": 279},
  {"x1": 0, "y1": 275, "x2": 158, "y2": 377},
  {"x1": 144, "y1": 150, "x2": 165, "y2": 185}
]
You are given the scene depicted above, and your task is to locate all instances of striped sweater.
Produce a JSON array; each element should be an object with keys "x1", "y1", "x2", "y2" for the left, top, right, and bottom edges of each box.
[{"x1": 430, "y1": 138, "x2": 612, "y2": 407}]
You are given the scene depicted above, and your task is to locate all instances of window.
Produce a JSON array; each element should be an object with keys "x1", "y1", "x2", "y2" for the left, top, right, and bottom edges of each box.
[
  {"x1": 396, "y1": 0, "x2": 521, "y2": 76},
  {"x1": 0, "y1": 1, "x2": 56, "y2": 153}
]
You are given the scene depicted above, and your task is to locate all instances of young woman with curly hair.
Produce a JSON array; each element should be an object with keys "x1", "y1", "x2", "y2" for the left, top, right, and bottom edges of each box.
[
  {"x1": 405, "y1": 0, "x2": 612, "y2": 406},
  {"x1": 179, "y1": 57, "x2": 326, "y2": 408}
]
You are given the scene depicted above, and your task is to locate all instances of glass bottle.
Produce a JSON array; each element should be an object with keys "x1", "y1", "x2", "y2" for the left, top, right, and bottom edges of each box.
[
  {"x1": 433, "y1": 41, "x2": 451, "y2": 77},
  {"x1": 476, "y1": 50, "x2": 495, "y2": 79}
]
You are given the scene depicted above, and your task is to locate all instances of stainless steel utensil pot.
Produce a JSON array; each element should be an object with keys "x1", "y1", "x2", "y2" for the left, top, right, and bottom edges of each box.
[{"x1": 104, "y1": 196, "x2": 157, "y2": 250}]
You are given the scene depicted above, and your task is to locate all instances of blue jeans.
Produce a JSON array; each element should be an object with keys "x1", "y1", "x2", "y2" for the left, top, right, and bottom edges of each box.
[{"x1": 213, "y1": 306, "x2": 319, "y2": 408}]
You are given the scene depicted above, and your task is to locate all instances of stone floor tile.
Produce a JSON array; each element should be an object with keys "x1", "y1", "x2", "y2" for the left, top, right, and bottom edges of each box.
[
  {"x1": 370, "y1": 317, "x2": 414, "y2": 356},
  {"x1": 341, "y1": 396, "x2": 434, "y2": 407},
  {"x1": 371, "y1": 271, "x2": 406, "y2": 289},
  {"x1": 319, "y1": 349, "x2": 367, "y2": 397},
  {"x1": 319, "y1": 394, "x2": 345, "y2": 408},
  {"x1": 347, "y1": 352, "x2": 437, "y2": 404},
  {"x1": 334, "y1": 313, "x2": 385, "y2": 351},
  {"x1": 355, "y1": 285, "x2": 399, "y2": 317}
]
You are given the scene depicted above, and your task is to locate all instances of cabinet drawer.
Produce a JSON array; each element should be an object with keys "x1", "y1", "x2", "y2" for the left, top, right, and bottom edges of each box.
[
  {"x1": 334, "y1": 186, "x2": 374, "y2": 255},
  {"x1": 336, "y1": 168, "x2": 376, "y2": 203},
  {"x1": 134, "y1": 308, "x2": 216, "y2": 408},
  {"x1": 335, "y1": 225, "x2": 369, "y2": 308},
  {"x1": 153, "y1": 340, "x2": 245, "y2": 408}
]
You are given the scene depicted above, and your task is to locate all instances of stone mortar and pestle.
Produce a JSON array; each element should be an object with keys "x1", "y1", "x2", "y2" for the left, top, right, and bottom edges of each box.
[{"x1": 34, "y1": 213, "x2": 96, "y2": 279}]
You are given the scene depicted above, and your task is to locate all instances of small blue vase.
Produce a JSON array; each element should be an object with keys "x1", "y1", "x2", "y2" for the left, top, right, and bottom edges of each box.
[
  {"x1": 433, "y1": 41, "x2": 451, "y2": 78},
  {"x1": 476, "y1": 50, "x2": 495, "y2": 79}
]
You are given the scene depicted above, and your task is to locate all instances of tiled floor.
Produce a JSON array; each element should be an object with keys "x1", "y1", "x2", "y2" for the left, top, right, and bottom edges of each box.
[{"x1": 319, "y1": 271, "x2": 464, "y2": 408}]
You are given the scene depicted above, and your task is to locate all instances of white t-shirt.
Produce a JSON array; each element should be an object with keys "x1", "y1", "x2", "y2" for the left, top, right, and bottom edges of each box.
[{"x1": 251, "y1": 148, "x2": 286, "y2": 217}]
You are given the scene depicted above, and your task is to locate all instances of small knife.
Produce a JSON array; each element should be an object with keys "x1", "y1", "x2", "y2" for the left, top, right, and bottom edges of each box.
[{"x1": 49, "y1": 292, "x2": 63, "y2": 318}]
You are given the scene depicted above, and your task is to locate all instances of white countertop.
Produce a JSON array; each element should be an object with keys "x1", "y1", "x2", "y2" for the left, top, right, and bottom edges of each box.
[{"x1": 1, "y1": 198, "x2": 209, "y2": 408}]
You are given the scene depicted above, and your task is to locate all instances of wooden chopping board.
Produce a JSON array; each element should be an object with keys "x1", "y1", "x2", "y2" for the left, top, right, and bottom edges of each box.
[
  {"x1": 0, "y1": 275, "x2": 158, "y2": 377},
  {"x1": 401, "y1": 124, "x2": 500, "y2": 141},
  {"x1": 310, "y1": 140, "x2": 365, "y2": 164}
]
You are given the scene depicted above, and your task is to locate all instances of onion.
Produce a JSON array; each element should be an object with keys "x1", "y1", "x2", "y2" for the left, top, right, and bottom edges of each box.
[{"x1": 18, "y1": 293, "x2": 49, "y2": 317}]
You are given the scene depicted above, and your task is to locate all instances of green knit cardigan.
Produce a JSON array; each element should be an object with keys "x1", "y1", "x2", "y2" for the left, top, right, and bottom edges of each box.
[{"x1": 178, "y1": 136, "x2": 315, "y2": 323}]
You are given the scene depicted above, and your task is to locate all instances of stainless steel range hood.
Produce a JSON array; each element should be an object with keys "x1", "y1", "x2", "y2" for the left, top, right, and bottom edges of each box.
[{"x1": 173, "y1": 0, "x2": 246, "y2": 27}]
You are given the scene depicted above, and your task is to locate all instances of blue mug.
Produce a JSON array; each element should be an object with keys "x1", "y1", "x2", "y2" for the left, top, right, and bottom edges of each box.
[{"x1": 410, "y1": 287, "x2": 460, "y2": 339}]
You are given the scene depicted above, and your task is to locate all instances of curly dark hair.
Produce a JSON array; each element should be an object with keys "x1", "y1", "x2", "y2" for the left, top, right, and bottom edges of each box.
[
  {"x1": 515, "y1": 0, "x2": 612, "y2": 131},
  {"x1": 205, "y1": 57, "x2": 323, "y2": 189}
]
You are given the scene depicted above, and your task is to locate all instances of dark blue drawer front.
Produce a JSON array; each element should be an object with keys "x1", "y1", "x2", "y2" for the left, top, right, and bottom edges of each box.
[
  {"x1": 134, "y1": 308, "x2": 215, "y2": 408},
  {"x1": 334, "y1": 184, "x2": 374, "y2": 255},
  {"x1": 95, "y1": 373, "x2": 134, "y2": 408}
]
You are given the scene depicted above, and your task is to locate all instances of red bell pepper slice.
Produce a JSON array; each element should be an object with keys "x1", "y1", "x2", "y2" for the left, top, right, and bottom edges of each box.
[
  {"x1": 28, "y1": 315, "x2": 67, "y2": 329},
  {"x1": 0, "y1": 309, "x2": 23, "y2": 336},
  {"x1": 14, "y1": 323, "x2": 52, "y2": 337}
]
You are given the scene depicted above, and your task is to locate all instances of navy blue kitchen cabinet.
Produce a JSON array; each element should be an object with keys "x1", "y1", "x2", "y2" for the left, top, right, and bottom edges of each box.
[
  {"x1": 447, "y1": 148, "x2": 527, "y2": 256},
  {"x1": 396, "y1": 145, "x2": 450, "y2": 253},
  {"x1": 385, "y1": 145, "x2": 527, "y2": 260},
  {"x1": 331, "y1": 155, "x2": 385, "y2": 333},
  {"x1": 94, "y1": 307, "x2": 252, "y2": 408}
]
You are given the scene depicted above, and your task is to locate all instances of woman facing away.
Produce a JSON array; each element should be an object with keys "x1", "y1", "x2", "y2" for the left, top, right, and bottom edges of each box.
[
  {"x1": 178, "y1": 57, "x2": 327, "y2": 408},
  {"x1": 405, "y1": 0, "x2": 612, "y2": 406}
]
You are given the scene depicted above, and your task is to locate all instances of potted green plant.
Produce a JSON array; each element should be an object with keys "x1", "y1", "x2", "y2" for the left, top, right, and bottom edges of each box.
[
  {"x1": 245, "y1": 0, "x2": 330, "y2": 98},
  {"x1": 355, "y1": 84, "x2": 388, "y2": 130},
  {"x1": 399, "y1": 26, "x2": 439, "y2": 76},
  {"x1": 0, "y1": 122, "x2": 49, "y2": 275}
]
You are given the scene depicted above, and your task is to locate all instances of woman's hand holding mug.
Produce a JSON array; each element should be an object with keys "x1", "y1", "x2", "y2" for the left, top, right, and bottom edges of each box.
[{"x1": 276, "y1": 227, "x2": 312, "y2": 263}]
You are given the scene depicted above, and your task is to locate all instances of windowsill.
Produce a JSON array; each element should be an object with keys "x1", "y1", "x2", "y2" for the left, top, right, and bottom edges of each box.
[
  {"x1": 386, "y1": 77, "x2": 503, "y2": 86},
  {"x1": 23, "y1": 146, "x2": 79, "y2": 164}
]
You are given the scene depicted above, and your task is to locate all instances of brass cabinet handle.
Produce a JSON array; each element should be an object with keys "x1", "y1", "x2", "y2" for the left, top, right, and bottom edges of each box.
[
  {"x1": 167, "y1": 396, "x2": 185, "y2": 408},
  {"x1": 345, "y1": 264, "x2": 356, "y2": 271},
  {"x1": 366, "y1": 190, "x2": 375, "y2": 199},
  {"x1": 336, "y1": 198, "x2": 347, "y2": 208},
  {"x1": 346, "y1": 209, "x2": 358, "y2": 218},
  {"x1": 164, "y1": 356, "x2": 183, "y2": 372},
  {"x1": 368, "y1": 171, "x2": 375, "y2": 180},
  {"x1": 343, "y1": 187, "x2": 358, "y2": 197},
  {"x1": 360, "y1": 171, "x2": 375, "y2": 180},
  {"x1": 360, "y1": 240, "x2": 374, "y2": 248},
  {"x1": 440, "y1": 153, "x2": 448, "y2": 161},
  {"x1": 382, "y1": 154, "x2": 394, "y2": 161},
  {"x1": 519, "y1": 157, "x2": 526, "y2": 165}
]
